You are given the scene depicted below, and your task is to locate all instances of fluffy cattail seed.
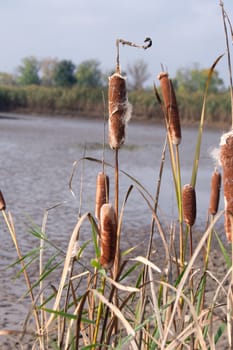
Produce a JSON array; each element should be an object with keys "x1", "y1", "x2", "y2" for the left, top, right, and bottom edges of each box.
[
  {"x1": 99, "y1": 204, "x2": 117, "y2": 269},
  {"x1": 108, "y1": 72, "x2": 132, "y2": 150},
  {"x1": 208, "y1": 169, "x2": 221, "y2": 216},
  {"x1": 0, "y1": 191, "x2": 6, "y2": 210},
  {"x1": 95, "y1": 172, "x2": 109, "y2": 221},
  {"x1": 158, "y1": 72, "x2": 181, "y2": 145},
  {"x1": 220, "y1": 130, "x2": 233, "y2": 241},
  {"x1": 182, "y1": 184, "x2": 196, "y2": 227}
]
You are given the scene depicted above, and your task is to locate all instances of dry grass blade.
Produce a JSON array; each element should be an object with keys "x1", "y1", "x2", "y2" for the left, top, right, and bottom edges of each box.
[
  {"x1": 161, "y1": 210, "x2": 223, "y2": 348},
  {"x1": 148, "y1": 266, "x2": 164, "y2": 342},
  {"x1": 160, "y1": 281, "x2": 208, "y2": 350},
  {"x1": 130, "y1": 256, "x2": 161, "y2": 274},
  {"x1": 102, "y1": 274, "x2": 140, "y2": 293},
  {"x1": 45, "y1": 212, "x2": 90, "y2": 329}
]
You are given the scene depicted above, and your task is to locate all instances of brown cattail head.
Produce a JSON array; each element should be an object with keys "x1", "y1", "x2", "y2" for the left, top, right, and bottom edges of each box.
[
  {"x1": 0, "y1": 191, "x2": 6, "y2": 210},
  {"x1": 95, "y1": 172, "x2": 109, "y2": 221},
  {"x1": 108, "y1": 72, "x2": 132, "y2": 150},
  {"x1": 208, "y1": 169, "x2": 221, "y2": 216},
  {"x1": 182, "y1": 184, "x2": 196, "y2": 227},
  {"x1": 158, "y1": 72, "x2": 181, "y2": 145},
  {"x1": 220, "y1": 130, "x2": 233, "y2": 241},
  {"x1": 99, "y1": 203, "x2": 117, "y2": 269}
]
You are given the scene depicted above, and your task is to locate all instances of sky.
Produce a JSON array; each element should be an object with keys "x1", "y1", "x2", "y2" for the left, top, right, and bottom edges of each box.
[{"x1": 0, "y1": 0, "x2": 233, "y2": 86}]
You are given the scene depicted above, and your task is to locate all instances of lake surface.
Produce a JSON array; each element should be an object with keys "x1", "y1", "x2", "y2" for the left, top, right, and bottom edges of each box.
[{"x1": 0, "y1": 113, "x2": 226, "y2": 333}]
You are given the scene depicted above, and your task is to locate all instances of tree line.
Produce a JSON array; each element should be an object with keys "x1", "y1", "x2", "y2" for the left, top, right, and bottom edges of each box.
[{"x1": 0, "y1": 56, "x2": 231, "y2": 127}]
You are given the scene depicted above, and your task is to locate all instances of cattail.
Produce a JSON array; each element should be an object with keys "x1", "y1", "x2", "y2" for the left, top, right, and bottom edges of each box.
[
  {"x1": 0, "y1": 191, "x2": 6, "y2": 210},
  {"x1": 220, "y1": 130, "x2": 233, "y2": 241},
  {"x1": 182, "y1": 184, "x2": 196, "y2": 226},
  {"x1": 108, "y1": 72, "x2": 132, "y2": 150},
  {"x1": 99, "y1": 203, "x2": 117, "y2": 269},
  {"x1": 208, "y1": 169, "x2": 221, "y2": 216},
  {"x1": 158, "y1": 72, "x2": 181, "y2": 145},
  {"x1": 95, "y1": 172, "x2": 109, "y2": 221}
]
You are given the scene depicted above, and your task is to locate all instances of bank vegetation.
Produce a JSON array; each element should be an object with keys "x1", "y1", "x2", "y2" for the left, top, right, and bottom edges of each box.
[{"x1": 0, "y1": 84, "x2": 231, "y2": 128}]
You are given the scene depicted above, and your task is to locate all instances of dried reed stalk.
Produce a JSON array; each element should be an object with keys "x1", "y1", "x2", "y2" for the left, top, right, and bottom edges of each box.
[
  {"x1": 0, "y1": 190, "x2": 6, "y2": 210},
  {"x1": 208, "y1": 169, "x2": 221, "y2": 216},
  {"x1": 182, "y1": 184, "x2": 196, "y2": 227},
  {"x1": 100, "y1": 203, "x2": 117, "y2": 269},
  {"x1": 108, "y1": 72, "x2": 132, "y2": 150},
  {"x1": 220, "y1": 130, "x2": 233, "y2": 241},
  {"x1": 158, "y1": 72, "x2": 181, "y2": 145},
  {"x1": 95, "y1": 172, "x2": 109, "y2": 221}
]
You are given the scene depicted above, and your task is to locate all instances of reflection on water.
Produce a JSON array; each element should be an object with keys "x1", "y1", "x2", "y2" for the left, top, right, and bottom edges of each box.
[{"x1": 0, "y1": 113, "x2": 226, "y2": 330}]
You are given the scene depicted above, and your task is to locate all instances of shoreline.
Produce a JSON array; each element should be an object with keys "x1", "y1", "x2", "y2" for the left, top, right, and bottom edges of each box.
[{"x1": 0, "y1": 109, "x2": 230, "y2": 131}]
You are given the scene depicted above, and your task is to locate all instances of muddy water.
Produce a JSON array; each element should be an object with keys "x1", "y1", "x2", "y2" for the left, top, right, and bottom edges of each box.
[{"x1": 0, "y1": 113, "x2": 225, "y2": 341}]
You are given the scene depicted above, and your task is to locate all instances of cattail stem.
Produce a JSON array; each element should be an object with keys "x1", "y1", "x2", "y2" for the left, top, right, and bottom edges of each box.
[
  {"x1": 114, "y1": 149, "x2": 119, "y2": 224},
  {"x1": 93, "y1": 276, "x2": 106, "y2": 347},
  {"x1": 197, "y1": 215, "x2": 215, "y2": 314},
  {"x1": 220, "y1": 1, "x2": 233, "y2": 127},
  {"x1": 189, "y1": 225, "x2": 194, "y2": 303},
  {"x1": 175, "y1": 145, "x2": 184, "y2": 269}
]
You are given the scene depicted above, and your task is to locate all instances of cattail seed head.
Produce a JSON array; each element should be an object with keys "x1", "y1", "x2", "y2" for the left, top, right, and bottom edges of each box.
[
  {"x1": 108, "y1": 72, "x2": 132, "y2": 150},
  {"x1": 208, "y1": 169, "x2": 221, "y2": 216},
  {"x1": 158, "y1": 72, "x2": 181, "y2": 145},
  {"x1": 182, "y1": 184, "x2": 196, "y2": 227},
  {"x1": 0, "y1": 191, "x2": 6, "y2": 210},
  {"x1": 95, "y1": 172, "x2": 109, "y2": 221},
  {"x1": 99, "y1": 203, "x2": 117, "y2": 269},
  {"x1": 220, "y1": 130, "x2": 233, "y2": 241}
]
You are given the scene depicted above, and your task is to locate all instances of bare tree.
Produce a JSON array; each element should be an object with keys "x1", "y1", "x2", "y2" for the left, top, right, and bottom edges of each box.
[
  {"x1": 126, "y1": 59, "x2": 150, "y2": 90},
  {"x1": 40, "y1": 57, "x2": 58, "y2": 86}
]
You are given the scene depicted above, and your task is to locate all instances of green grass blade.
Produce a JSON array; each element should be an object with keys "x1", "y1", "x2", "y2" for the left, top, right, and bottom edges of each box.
[{"x1": 214, "y1": 230, "x2": 231, "y2": 268}]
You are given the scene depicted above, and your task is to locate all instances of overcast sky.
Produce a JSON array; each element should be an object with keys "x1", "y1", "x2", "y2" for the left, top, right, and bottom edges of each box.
[{"x1": 0, "y1": 0, "x2": 233, "y2": 86}]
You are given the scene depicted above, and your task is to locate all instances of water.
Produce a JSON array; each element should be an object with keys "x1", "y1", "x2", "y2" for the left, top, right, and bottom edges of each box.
[
  {"x1": 0, "y1": 113, "x2": 225, "y2": 245},
  {"x1": 0, "y1": 113, "x2": 225, "y2": 332}
]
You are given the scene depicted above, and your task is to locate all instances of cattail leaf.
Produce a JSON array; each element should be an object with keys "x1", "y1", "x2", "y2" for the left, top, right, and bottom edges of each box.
[
  {"x1": 70, "y1": 156, "x2": 154, "y2": 203},
  {"x1": 77, "y1": 239, "x2": 91, "y2": 260},
  {"x1": 90, "y1": 215, "x2": 101, "y2": 259},
  {"x1": 191, "y1": 54, "x2": 224, "y2": 188}
]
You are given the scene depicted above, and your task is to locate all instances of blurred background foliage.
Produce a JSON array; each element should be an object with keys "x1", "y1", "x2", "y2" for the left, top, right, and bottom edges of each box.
[{"x1": 0, "y1": 56, "x2": 231, "y2": 127}]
